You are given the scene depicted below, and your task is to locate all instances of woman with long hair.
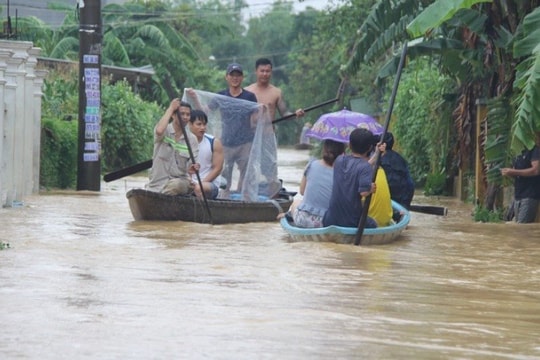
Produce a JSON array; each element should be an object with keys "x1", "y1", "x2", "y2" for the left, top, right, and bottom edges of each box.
[{"x1": 280, "y1": 140, "x2": 345, "y2": 228}]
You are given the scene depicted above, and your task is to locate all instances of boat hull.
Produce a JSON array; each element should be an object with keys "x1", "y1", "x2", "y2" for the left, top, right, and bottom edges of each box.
[
  {"x1": 127, "y1": 188, "x2": 293, "y2": 224},
  {"x1": 280, "y1": 201, "x2": 410, "y2": 245}
]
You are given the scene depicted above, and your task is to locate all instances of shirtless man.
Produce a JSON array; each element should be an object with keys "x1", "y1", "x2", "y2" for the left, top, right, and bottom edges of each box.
[
  {"x1": 245, "y1": 58, "x2": 304, "y2": 121},
  {"x1": 245, "y1": 58, "x2": 304, "y2": 196}
]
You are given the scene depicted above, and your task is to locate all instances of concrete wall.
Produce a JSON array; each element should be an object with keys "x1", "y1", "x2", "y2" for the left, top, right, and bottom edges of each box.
[{"x1": 0, "y1": 40, "x2": 46, "y2": 207}]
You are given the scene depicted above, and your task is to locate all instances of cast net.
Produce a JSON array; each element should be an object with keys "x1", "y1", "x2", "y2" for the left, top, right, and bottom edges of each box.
[{"x1": 182, "y1": 89, "x2": 280, "y2": 201}]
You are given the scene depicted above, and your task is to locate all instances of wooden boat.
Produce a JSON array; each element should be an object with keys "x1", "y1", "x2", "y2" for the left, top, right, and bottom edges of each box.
[
  {"x1": 280, "y1": 201, "x2": 410, "y2": 245},
  {"x1": 126, "y1": 188, "x2": 294, "y2": 224}
]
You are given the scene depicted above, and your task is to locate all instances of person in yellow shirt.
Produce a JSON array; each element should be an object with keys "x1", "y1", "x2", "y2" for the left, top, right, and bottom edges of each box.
[{"x1": 368, "y1": 167, "x2": 393, "y2": 226}]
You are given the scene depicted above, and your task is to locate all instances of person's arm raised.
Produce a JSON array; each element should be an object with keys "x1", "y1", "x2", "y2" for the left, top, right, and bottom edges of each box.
[
  {"x1": 185, "y1": 88, "x2": 206, "y2": 112},
  {"x1": 156, "y1": 99, "x2": 179, "y2": 136}
]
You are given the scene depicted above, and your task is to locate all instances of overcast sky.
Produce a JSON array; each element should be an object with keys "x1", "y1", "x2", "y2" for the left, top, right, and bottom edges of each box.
[{"x1": 243, "y1": 0, "x2": 337, "y2": 18}]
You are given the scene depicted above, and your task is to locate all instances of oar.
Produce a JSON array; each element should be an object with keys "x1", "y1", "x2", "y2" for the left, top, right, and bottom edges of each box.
[
  {"x1": 103, "y1": 159, "x2": 153, "y2": 182},
  {"x1": 409, "y1": 204, "x2": 447, "y2": 216},
  {"x1": 272, "y1": 98, "x2": 339, "y2": 125},
  {"x1": 173, "y1": 104, "x2": 213, "y2": 224},
  {"x1": 273, "y1": 78, "x2": 347, "y2": 125},
  {"x1": 355, "y1": 43, "x2": 408, "y2": 246},
  {"x1": 104, "y1": 84, "x2": 345, "y2": 182}
]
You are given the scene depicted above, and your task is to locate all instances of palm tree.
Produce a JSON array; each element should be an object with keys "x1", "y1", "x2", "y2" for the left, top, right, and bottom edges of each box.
[
  {"x1": 101, "y1": 1, "x2": 202, "y2": 104},
  {"x1": 16, "y1": 10, "x2": 79, "y2": 60}
]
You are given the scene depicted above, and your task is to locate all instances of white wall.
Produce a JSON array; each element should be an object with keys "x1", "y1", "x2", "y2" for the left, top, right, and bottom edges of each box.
[{"x1": 0, "y1": 40, "x2": 46, "y2": 207}]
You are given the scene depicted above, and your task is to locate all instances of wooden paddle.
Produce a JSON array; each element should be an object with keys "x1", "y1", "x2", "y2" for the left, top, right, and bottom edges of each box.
[
  {"x1": 410, "y1": 204, "x2": 448, "y2": 216},
  {"x1": 104, "y1": 83, "x2": 346, "y2": 183},
  {"x1": 272, "y1": 97, "x2": 340, "y2": 124},
  {"x1": 355, "y1": 43, "x2": 408, "y2": 246},
  {"x1": 103, "y1": 159, "x2": 152, "y2": 183}
]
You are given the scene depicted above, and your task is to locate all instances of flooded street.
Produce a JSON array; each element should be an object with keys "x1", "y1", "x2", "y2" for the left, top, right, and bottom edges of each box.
[{"x1": 1, "y1": 148, "x2": 540, "y2": 359}]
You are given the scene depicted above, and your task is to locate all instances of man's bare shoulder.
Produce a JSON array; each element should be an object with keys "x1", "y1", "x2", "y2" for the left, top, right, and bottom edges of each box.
[
  {"x1": 245, "y1": 82, "x2": 257, "y2": 91},
  {"x1": 246, "y1": 83, "x2": 282, "y2": 98}
]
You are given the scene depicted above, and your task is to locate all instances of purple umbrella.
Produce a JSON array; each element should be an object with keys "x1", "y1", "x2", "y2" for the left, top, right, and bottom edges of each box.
[{"x1": 306, "y1": 109, "x2": 383, "y2": 143}]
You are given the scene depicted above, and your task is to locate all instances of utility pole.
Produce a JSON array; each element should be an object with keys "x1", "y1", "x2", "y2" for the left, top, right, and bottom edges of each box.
[{"x1": 77, "y1": 0, "x2": 102, "y2": 191}]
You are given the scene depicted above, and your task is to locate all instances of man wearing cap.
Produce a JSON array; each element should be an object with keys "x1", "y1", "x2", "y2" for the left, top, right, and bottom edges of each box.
[
  {"x1": 184, "y1": 63, "x2": 259, "y2": 195},
  {"x1": 217, "y1": 63, "x2": 258, "y2": 193}
]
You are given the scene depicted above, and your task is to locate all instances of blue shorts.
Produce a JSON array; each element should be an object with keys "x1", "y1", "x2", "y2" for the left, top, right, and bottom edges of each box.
[{"x1": 209, "y1": 182, "x2": 219, "y2": 200}]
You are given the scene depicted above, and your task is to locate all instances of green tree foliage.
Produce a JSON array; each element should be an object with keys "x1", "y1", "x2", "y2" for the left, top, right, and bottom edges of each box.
[
  {"x1": 344, "y1": 0, "x2": 540, "y2": 210},
  {"x1": 391, "y1": 58, "x2": 455, "y2": 187},
  {"x1": 101, "y1": 80, "x2": 162, "y2": 172},
  {"x1": 14, "y1": 16, "x2": 54, "y2": 53},
  {"x1": 473, "y1": 204, "x2": 503, "y2": 222},
  {"x1": 40, "y1": 118, "x2": 78, "y2": 189},
  {"x1": 101, "y1": 1, "x2": 203, "y2": 104},
  {"x1": 40, "y1": 68, "x2": 79, "y2": 189},
  {"x1": 246, "y1": 1, "x2": 296, "y2": 84},
  {"x1": 17, "y1": 6, "x2": 80, "y2": 60},
  {"x1": 283, "y1": 0, "x2": 379, "y2": 145},
  {"x1": 195, "y1": 0, "x2": 251, "y2": 70},
  {"x1": 512, "y1": 6, "x2": 540, "y2": 153},
  {"x1": 245, "y1": 5, "x2": 325, "y2": 144}
]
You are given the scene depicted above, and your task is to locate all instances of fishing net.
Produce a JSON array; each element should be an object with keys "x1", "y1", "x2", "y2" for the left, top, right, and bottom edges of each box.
[{"x1": 182, "y1": 89, "x2": 280, "y2": 201}]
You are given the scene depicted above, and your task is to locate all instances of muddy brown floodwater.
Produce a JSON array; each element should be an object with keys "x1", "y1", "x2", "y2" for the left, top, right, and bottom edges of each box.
[{"x1": 1, "y1": 148, "x2": 539, "y2": 359}]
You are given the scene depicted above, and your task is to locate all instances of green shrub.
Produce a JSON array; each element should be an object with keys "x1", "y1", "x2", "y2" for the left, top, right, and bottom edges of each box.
[
  {"x1": 40, "y1": 69, "x2": 80, "y2": 189},
  {"x1": 40, "y1": 118, "x2": 78, "y2": 189},
  {"x1": 101, "y1": 80, "x2": 162, "y2": 172},
  {"x1": 392, "y1": 58, "x2": 457, "y2": 188},
  {"x1": 473, "y1": 205, "x2": 503, "y2": 223},
  {"x1": 41, "y1": 69, "x2": 79, "y2": 122},
  {"x1": 424, "y1": 172, "x2": 448, "y2": 196}
]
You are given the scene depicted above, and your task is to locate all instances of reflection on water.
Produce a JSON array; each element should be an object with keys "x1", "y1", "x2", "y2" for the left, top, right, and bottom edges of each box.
[{"x1": 1, "y1": 148, "x2": 540, "y2": 359}]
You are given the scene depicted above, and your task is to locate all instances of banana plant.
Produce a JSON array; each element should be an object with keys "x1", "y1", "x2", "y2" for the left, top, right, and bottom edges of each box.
[
  {"x1": 511, "y1": 6, "x2": 540, "y2": 153},
  {"x1": 344, "y1": 0, "x2": 540, "y2": 210}
]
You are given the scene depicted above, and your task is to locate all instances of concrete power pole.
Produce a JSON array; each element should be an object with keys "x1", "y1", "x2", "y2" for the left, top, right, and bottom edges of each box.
[{"x1": 77, "y1": 0, "x2": 102, "y2": 191}]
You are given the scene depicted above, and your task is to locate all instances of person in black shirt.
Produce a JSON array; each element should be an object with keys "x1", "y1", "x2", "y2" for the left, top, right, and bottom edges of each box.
[
  {"x1": 501, "y1": 141, "x2": 540, "y2": 223},
  {"x1": 379, "y1": 132, "x2": 415, "y2": 209}
]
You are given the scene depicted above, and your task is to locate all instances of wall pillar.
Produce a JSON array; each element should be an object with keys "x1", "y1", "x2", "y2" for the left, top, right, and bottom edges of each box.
[
  {"x1": 7, "y1": 41, "x2": 31, "y2": 205},
  {"x1": 33, "y1": 69, "x2": 48, "y2": 193},
  {"x1": 0, "y1": 48, "x2": 12, "y2": 206},
  {"x1": 2, "y1": 51, "x2": 21, "y2": 206},
  {"x1": 24, "y1": 47, "x2": 40, "y2": 195},
  {"x1": 0, "y1": 40, "x2": 41, "y2": 207}
]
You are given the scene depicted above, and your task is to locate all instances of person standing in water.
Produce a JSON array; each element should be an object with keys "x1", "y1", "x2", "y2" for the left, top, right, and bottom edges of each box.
[{"x1": 501, "y1": 137, "x2": 540, "y2": 223}]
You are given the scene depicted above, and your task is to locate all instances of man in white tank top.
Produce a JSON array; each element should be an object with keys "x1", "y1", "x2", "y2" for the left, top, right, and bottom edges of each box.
[{"x1": 188, "y1": 109, "x2": 224, "y2": 199}]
